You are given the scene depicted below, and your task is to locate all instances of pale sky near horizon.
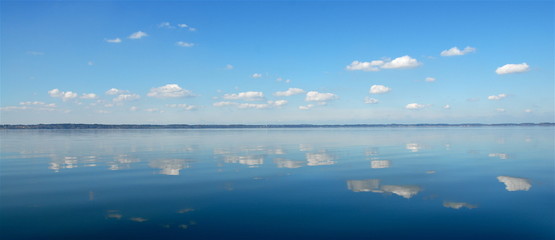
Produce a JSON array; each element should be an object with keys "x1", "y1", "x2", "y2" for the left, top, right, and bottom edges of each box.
[{"x1": 1, "y1": 0, "x2": 553, "y2": 124}]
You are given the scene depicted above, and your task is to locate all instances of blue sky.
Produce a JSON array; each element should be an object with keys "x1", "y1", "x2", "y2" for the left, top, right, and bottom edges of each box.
[{"x1": 1, "y1": 0, "x2": 553, "y2": 124}]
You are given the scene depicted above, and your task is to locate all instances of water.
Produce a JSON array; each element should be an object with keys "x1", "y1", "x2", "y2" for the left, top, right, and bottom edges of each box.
[{"x1": 1, "y1": 127, "x2": 554, "y2": 240}]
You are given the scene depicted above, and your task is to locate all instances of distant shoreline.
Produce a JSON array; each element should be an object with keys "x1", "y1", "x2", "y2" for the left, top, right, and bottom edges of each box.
[{"x1": 1, "y1": 123, "x2": 554, "y2": 129}]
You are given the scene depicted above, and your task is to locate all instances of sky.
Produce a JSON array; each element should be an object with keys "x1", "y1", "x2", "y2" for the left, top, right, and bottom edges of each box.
[{"x1": 1, "y1": 0, "x2": 553, "y2": 124}]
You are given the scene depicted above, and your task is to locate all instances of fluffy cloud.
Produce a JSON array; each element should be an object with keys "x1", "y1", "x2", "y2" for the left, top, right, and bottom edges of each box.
[
  {"x1": 305, "y1": 91, "x2": 337, "y2": 102},
  {"x1": 496, "y1": 108, "x2": 506, "y2": 112},
  {"x1": 405, "y1": 103, "x2": 426, "y2": 110},
  {"x1": 128, "y1": 31, "x2": 148, "y2": 39},
  {"x1": 223, "y1": 91, "x2": 264, "y2": 101},
  {"x1": 381, "y1": 55, "x2": 421, "y2": 69},
  {"x1": 298, "y1": 104, "x2": 315, "y2": 110},
  {"x1": 443, "y1": 104, "x2": 451, "y2": 109},
  {"x1": 167, "y1": 104, "x2": 197, "y2": 111},
  {"x1": 274, "y1": 88, "x2": 305, "y2": 97},
  {"x1": 225, "y1": 64, "x2": 234, "y2": 70},
  {"x1": 158, "y1": 22, "x2": 173, "y2": 28},
  {"x1": 176, "y1": 41, "x2": 194, "y2": 47},
  {"x1": 346, "y1": 60, "x2": 384, "y2": 72},
  {"x1": 105, "y1": 88, "x2": 128, "y2": 95},
  {"x1": 487, "y1": 93, "x2": 507, "y2": 100},
  {"x1": 105, "y1": 38, "x2": 122, "y2": 43},
  {"x1": 213, "y1": 100, "x2": 286, "y2": 109},
  {"x1": 177, "y1": 23, "x2": 188, "y2": 28},
  {"x1": 364, "y1": 97, "x2": 379, "y2": 104},
  {"x1": 252, "y1": 73, "x2": 262, "y2": 78},
  {"x1": 80, "y1": 93, "x2": 97, "y2": 99},
  {"x1": 147, "y1": 84, "x2": 193, "y2": 98},
  {"x1": 48, "y1": 89, "x2": 78, "y2": 101},
  {"x1": 19, "y1": 101, "x2": 56, "y2": 107},
  {"x1": 425, "y1": 77, "x2": 436, "y2": 82},
  {"x1": 369, "y1": 85, "x2": 391, "y2": 94},
  {"x1": 440, "y1": 46, "x2": 476, "y2": 56},
  {"x1": 495, "y1": 63, "x2": 530, "y2": 74},
  {"x1": 113, "y1": 94, "x2": 140, "y2": 102},
  {"x1": 346, "y1": 56, "x2": 420, "y2": 71},
  {"x1": 213, "y1": 101, "x2": 236, "y2": 107}
]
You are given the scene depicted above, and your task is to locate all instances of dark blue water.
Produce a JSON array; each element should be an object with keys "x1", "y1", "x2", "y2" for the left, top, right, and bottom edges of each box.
[{"x1": 1, "y1": 127, "x2": 554, "y2": 239}]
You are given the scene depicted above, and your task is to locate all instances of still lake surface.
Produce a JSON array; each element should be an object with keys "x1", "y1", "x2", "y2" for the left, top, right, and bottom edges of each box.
[{"x1": 1, "y1": 127, "x2": 554, "y2": 240}]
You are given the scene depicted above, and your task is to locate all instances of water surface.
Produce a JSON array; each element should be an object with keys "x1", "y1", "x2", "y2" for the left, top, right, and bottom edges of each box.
[{"x1": 1, "y1": 127, "x2": 554, "y2": 239}]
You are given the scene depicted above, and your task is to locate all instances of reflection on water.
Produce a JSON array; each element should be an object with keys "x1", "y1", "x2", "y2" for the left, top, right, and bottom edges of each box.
[
  {"x1": 497, "y1": 176, "x2": 532, "y2": 191},
  {"x1": 443, "y1": 201, "x2": 478, "y2": 210},
  {"x1": 1, "y1": 127, "x2": 553, "y2": 239}
]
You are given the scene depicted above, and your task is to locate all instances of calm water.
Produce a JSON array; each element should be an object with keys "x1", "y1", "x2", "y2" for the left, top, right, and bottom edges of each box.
[{"x1": 1, "y1": 127, "x2": 554, "y2": 240}]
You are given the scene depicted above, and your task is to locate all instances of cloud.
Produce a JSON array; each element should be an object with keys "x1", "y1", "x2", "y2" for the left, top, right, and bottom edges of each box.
[
  {"x1": 128, "y1": 31, "x2": 148, "y2": 39},
  {"x1": 48, "y1": 89, "x2": 78, "y2": 101},
  {"x1": 130, "y1": 106, "x2": 139, "y2": 111},
  {"x1": 144, "y1": 108, "x2": 162, "y2": 113},
  {"x1": 113, "y1": 94, "x2": 140, "y2": 102},
  {"x1": 524, "y1": 109, "x2": 533, "y2": 113},
  {"x1": 177, "y1": 23, "x2": 188, "y2": 28},
  {"x1": 443, "y1": 201, "x2": 477, "y2": 210},
  {"x1": 346, "y1": 55, "x2": 421, "y2": 71},
  {"x1": 158, "y1": 22, "x2": 174, "y2": 28},
  {"x1": 346, "y1": 60, "x2": 384, "y2": 72},
  {"x1": 364, "y1": 97, "x2": 379, "y2": 104},
  {"x1": 487, "y1": 93, "x2": 507, "y2": 100},
  {"x1": 223, "y1": 91, "x2": 264, "y2": 101},
  {"x1": 298, "y1": 104, "x2": 315, "y2": 110},
  {"x1": 80, "y1": 93, "x2": 97, "y2": 99},
  {"x1": 213, "y1": 100, "x2": 286, "y2": 109},
  {"x1": 252, "y1": 73, "x2": 262, "y2": 78},
  {"x1": 105, "y1": 88, "x2": 128, "y2": 95},
  {"x1": 274, "y1": 88, "x2": 305, "y2": 97},
  {"x1": 425, "y1": 77, "x2": 436, "y2": 82},
  {"x1": 19, "y1": 101, "x2": 56, "y2": 107},
  {"x1": 2, "y1": 101, "x2": 58, "y2": 112},
  {"x1": 405, "y1": 103, "x2": 427, "y2": 110},
  {"x1": 381, "y1": 55, "x2": 421, "y2": 69},
  {"x1": 167, "y1": 104, "x2": 197, "y2": 111},
  {"x1": 105, "y1": 38, "x2": 122, "y2": 43},
  {"x1": 276, "y1": 77, "x2": 291, "y2": 83},
  {"x1": 305, "y1": 91, "x2": 337, "y2": 102},
  {"x1": 27, "y1": 51, "x2": 44, "y2": 55},
  {"x1": 496, "y1": 108, "x2": 506, "y2": 112},
  {"x1": 147, "y1": 84, "x2": 193, "y2": 98},
  {"x1": 443, "y1": 104, "x2": 451, "y2": 109},
  {"x1": 213, "y1": 101, "x2": 236, "y2": 107},
  {"x1": 306, "y1": 152, "x2": 336, "y2": 166},
  {"x1": 176, "y1": 41, "x2": 194, "y2": 47},
  {"x1": 225, "y1": 64, "x2": 234, "y2": 70},
  {"x1": 495, "y1": 63, "x2": 530, "y2": 74},
  {"x1": 497, "y1": 176, "x2": 531, "y2": 191},
  {"x1": 440, "y1": 46, "x2": 476, "y2": 56},
  {"x1": 369, "y1": 85, "x2": 391, "y2": 94}
]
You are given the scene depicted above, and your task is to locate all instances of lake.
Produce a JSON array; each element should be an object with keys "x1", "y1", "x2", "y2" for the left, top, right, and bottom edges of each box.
[{"x1": 1, "y1": 127, "x2": 553, "y2": 239}]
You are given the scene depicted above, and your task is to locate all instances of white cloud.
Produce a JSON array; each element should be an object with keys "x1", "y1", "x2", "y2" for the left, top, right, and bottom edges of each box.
[
  {"x1": 176, "y1": 41, "x2": 194, "y2": 47},
  {"x1": 274, "y1": 88, "x2": 305, "y2": 97},
  {"x1": 381, "y1": 55, "x2": 421, "y2": 69},
  {"x1": 87, "y1": 61, "x2": 94, "y2": 66},
  {"x1": 443, "y1": 104, "x2": 451, "y2": 109},
  {"x1": 347, "y1": 56, "x2": 421, "y2": 71},
  {"x1": 147, "y1": 84, "x2": 193, "y2": 98},
  {"x1": 80, "y1": 93, "x2": 97, "y2": 99},
  {"x1": 252, "y1": 73, "x2": 262, "y2": 78},
  {"x1": 130, "y1": 106, "x2": 139, "y2": 111},
  {"x1": 276, "y1": 77, "x2": 291, "y2": 83},
  {"x1": 223, "y1": 91, "x2": 264, "y2": 101},
  {"x1": 524, "y1": 109, "x2": 533, "y2": 113},
  {"x1": 497, "y1": 176, "x2": 531, "y2": 191},
  {"x1": 213, "y1": 101, "x2": 237, "y2": 107},
  {"x1": 268, "y1": 100, "x2": 288, "y2": 107},
  {"x1": 188, "y1": 27, "x2": 197, "y2": 32},
  {"x1": 495, "y1": 63, "x2": 530, "y2": 74},
  {"x1": 305, "y1": 91, "x2": 337, "y2": 102},
  {"x1": 440, "y1": 46, "x2": 476, "y2": 56},
  {"x1": 168, "y1": 104, "x2": 197, "y2": 111},
  {"x1": 105, "y1": 88, "x2": 128, "y2": 95},
  {"x1": 177, "y1": 23, "x2": 188, "y2": 28},
  {"x1": 48, "y1": 89, "x2": 78, "y2": 101},
  {"x1": 425, "y1": 77, "x2": 436, "y2": 82},
  {"x1": 105, "y1": 38, "x2": 122, "y2": 43},
  {"x1": 113, "y1": 94, "x2": 140, "y2": 102},
  {"x1": 145, "y1": 108, "x2": 162, "y2": 113},
  {"x1": 346, "y1": 60, "x2": 384, "y2": 72},
  {"x1": 19, "y1": 101, "x2": 56, "y2": 107},
  {"x1": 369, "y1": 85, "x2": 391, "y2": 94},
  {"x1": 27, "y1": 51, "x2": 44, "y2": 55},
  {"x1": 487, "y1": 93, "x2": 507, "y2": 100},
  {"x1": 237, "y1": 103, "x2": 271, "y2": 109},
  {"x1": 406, "y1": 103, "x2": 426, "y2": 110},
  {"x1": 298, "y1": 104, "x2": 315, "y2": 110},
  {"x1": 158, "y1": 22, "x2": 173, "y2": 28},
  {"x1": 364, "y1": 97, "x2": 379, "y2": 104},
  {"x1": 128, "y1": 31, "x2": 148, "y2": 39},
  {"x1": 496, "y1": 108, "x2": 506, "y2": 112},
  {"x1": 225, "y1": 64, "x2": 234, "y2": 70}
]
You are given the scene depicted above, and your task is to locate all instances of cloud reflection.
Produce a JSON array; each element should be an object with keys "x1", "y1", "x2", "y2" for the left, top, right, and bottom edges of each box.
[
  {"x1": 149, "y1": 159, "x2": 191, "y2": 175},
  {"x1": 274, "y1": 158, "x2": 304, "y2": 168},
  {"x1": 347, "y1": 179, "x2": 421, "y2": 199},
  {"x1": 224, "y1": 155, "x2": 264, "y2": 167},
  {"x1": 497, "y1": 176, "x2": 532, "y2": 191},
  {"x1": 371, "y1": 160, "x2": 390, "y2": 169},
  {"x1": 306, "y1": 152, "x2": 336, "y2": 166},
  {"x1": 443, "y1": 201, "x2": 478, "y2": 210}
]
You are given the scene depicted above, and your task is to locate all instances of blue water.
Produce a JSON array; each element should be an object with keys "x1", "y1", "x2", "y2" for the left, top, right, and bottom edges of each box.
[{"x1": 1, "y1": 127, "x2": 554, "y2": 239}]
